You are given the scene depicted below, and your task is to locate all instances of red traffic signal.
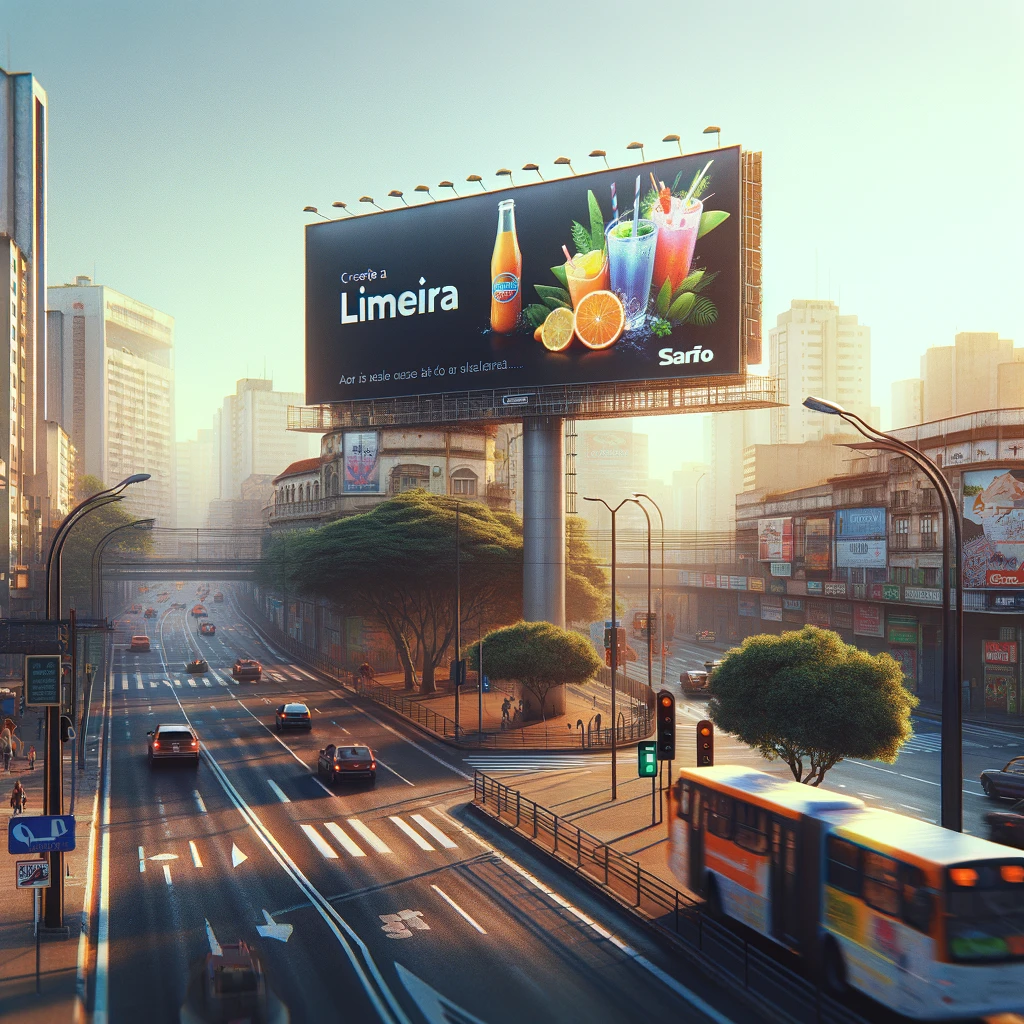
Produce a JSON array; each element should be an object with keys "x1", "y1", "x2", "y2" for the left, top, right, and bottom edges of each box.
[{"x1": 696, "y1": 719, "x2": 714, "y2": 767}]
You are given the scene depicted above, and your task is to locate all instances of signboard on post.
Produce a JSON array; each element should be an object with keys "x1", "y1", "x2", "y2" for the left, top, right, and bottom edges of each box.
[
  {"x1": 16, "y1": 859, "x2": 51, "y2": 889},
  {"x1": 7, "y1": 815, "x2": 76, "y2": 854},
  {"x1": 24, "y1": 655, "x2": 61, "y2": 707}
]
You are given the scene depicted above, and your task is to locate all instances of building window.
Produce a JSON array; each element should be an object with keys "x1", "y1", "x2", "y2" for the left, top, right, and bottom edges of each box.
[
  {"x1": 893, "y1": 517, "x2": 910, "y2": 550},
  {"x1": 893, "y1": 490, "x2": 910, "y2": 509},
  {"x1": 451, "y1": 469, "x2": 478, "y2": 496},
  {"x1": 862, "y1": 488, "x2": 879, "y2": 503},
  {"x1": 921, "y1": 489, "x2": 937, "y2": 508},
  {"x1": 920, "y1": 515, "x2": 937, "y2": 549}
]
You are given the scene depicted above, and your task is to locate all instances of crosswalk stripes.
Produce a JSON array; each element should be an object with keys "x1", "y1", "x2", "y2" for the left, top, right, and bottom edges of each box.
[
  {"x1": 203, "y1": 679, "x2": 211, "y2": 688},
  {"x1": 122, "y1": 678, "x2": 128, "y2": 691},
  {"x1": 411, "y1": 814, "x2": 457, "y2": 849},
  {"x1": 135, "y1": 673, "x2": 144, "y2": 690},
  {"x1": 188, "y1": 679, "x2": 197, "y2": 688},
  {"x1": 300, "y1": 824, "x2": 337, "y2": 859},
  {"x1": 389, "y1": 816, "x2": 434, "y2": 851},
  {"x1": 463, "y1": 755, "x2": 612, "y2": 773},
  {"x1": 902, "y1": 733, "x2": 942, "y2": 753},
  {"x1": 298, "y1": 814, "x2": 458, "y2": 860},
  {"x1": 150, "y1": 680, "x2": 158, "y2": 689},
  {"x1": 324, "y1": 822, "x2": 365, "y2": 857},
  {"x1": 347, "y1": 818, "x2": 392, "y2": 854}
]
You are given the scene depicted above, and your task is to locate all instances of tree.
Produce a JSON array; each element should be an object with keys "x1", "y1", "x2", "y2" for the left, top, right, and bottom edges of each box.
[
  {"x1": 707, "y1": 626, "x2": 917, "y2": 785},
  {"x1": 465, "y1": 620, "x2": 601, "y2": 720},
  {"x1": 565, "y1": 515, "x2": 607, "y2": 625},
  {"x1": 60, "y1": 475, "x2": 153, "y2": 616}
]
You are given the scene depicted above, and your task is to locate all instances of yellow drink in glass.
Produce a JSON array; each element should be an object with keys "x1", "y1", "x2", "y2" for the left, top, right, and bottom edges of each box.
[{"x1": 564, "y1": 249, "x2": 609, "y2": 309}]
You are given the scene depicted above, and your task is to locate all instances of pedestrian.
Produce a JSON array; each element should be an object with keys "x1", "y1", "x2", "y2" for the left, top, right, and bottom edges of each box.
[
  {"x1": 9, "y1": 779, "x2": 27, "y2": 815},
  {"x1": 28, "y1": 746, "x2": 36, "y2": 771},
  {"x1": 1, "y1": 737, "x2": 11, "y2": 774}
]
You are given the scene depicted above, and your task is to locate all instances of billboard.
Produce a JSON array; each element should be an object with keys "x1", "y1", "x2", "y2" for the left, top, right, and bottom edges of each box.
[
  {"x1": 962, "y1": 469, "x2": 1024, "y2": 589},
  {"x1": 583, "y1": 430, "x2": 631, "y2": 463},
  {"x1": 343, "y1": 431, "x2": 380, "y2": 492},
  {"x1": 758, "y1": 518, "x2": 793, "y2": 562},
  {"x1": 835, "y1": 538, "x2": 887, "y2": 568},
  {"x1": 305, "y1": 148, "x2": 742, "y2": 403},
  {"x1": 804, "y1": 518, "x2": 831, "y2": 571},
  {"x1": 835, "y1": 507, "x2": 886, "y2": 539},
  {"x1": 853, "y1": 603, "x2": 884, "y2": 637}
]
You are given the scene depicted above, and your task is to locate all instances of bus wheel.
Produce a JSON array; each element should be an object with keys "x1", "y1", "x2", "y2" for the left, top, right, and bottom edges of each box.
[
  {"x1": 823, "y1": 939, "x2": 848, "y2": 996},
  {"x1": 704, "y1": 874, "x2": 724, "y2": 920}
]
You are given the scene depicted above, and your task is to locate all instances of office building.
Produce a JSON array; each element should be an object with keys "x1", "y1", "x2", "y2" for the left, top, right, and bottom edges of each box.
[
  {"x1": 921, "y1": 332, "x2": 1019, "y2": 422},
  {"x1": 573, "y1": 420, "x2": 649, "y2": 531},
  {"x1": 1, "y1": 68, "x2": 48, "y2": 615},
  {"x1": 175, "y1": 427, "x2": 215, "y2": 529},
  {"x1": 47, "y1": 276, "x2": 175, "y2": 527},
  {"x1": 891, "y1": 378, "x2": 924, "y2": 429}
]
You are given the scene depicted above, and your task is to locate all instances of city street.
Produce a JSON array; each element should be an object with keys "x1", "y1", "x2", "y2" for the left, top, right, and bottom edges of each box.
[{"x1": 96, "y1": 588, "x2": 765, "y2": 1024}]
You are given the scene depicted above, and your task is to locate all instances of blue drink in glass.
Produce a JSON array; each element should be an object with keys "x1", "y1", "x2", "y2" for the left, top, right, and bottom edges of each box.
[{"x1": 607, "y1": 214, "x2": 659, "y2": 331}]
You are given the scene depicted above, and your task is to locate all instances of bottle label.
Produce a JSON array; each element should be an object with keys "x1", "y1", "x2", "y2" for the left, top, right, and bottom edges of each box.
[{"x1": 492, "y1": 272, "x2": 520, "y2": 304}]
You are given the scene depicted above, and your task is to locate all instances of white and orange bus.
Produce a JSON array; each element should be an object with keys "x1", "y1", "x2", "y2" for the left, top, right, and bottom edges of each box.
[{"x1": 668, "y1": 765, "x2": 1024, "y2": 1020}]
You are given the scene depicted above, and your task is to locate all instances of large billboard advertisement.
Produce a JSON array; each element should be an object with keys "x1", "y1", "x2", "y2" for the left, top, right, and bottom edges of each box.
[
  {"x1": 305, "y1": 147, "x2": 741, "y2": 403},
  {"x1": 804, "y1": 518, "x2": 831, "y2": 571},
  {"x1": 963, "y1": 469, "x2": 1024, "y2": 588},
  {"x1": 835, "y1": 507, "x2": 886, "y2": 539},
  {"x1": 836, "y1": 538, "x2": 887, "y2": 568},
  {"x1": 758, "y1": 518, "x2": 793, "y2": 562},
  {"x1": 343, "y1": 431, "x2": 380, "y2": 492}
]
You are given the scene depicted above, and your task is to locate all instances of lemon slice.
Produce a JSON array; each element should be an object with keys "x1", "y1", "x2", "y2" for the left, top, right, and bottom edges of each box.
[{"x1": 540, "y1": 307, "x2": 575, "y2": 351}]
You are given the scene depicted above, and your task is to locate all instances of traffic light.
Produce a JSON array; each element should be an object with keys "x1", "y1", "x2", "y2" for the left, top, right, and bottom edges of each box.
[
  {"x1": 656, "y1": 689, "x2": 675, "y2": 760},
  {"x1": 448, "y1": 660, "x2": 467, "y2": 686},
  {"x1": 696, "y1": 720, "x2": 714, "y2": 767},
  {"x1": 603, "y1": 626, "x2": 626, "y2": 651},
  {"x1": 637, "y1": 741, "x2": 657, "y2": 778}
]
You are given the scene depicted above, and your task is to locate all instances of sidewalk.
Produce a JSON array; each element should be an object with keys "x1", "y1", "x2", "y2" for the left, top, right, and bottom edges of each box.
[{"x1": 0, "y1": 701, "x2": 103, "y2": 1023}]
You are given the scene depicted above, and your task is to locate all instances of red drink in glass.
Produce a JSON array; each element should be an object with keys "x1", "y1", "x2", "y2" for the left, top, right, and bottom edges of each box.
[{"x1": 651, "y1": 197, "x2": 702, "y2": 294}]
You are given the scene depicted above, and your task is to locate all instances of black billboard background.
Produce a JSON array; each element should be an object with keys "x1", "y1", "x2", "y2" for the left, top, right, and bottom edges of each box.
[{"x1": 306, "y1": 146, "x2": 741, "y2": 404}]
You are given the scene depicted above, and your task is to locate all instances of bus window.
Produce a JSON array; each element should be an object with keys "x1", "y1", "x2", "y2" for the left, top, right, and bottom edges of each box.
[
  {"x1": 901, "y1": 864, "x2": 934, "y2": 933},
  {"x1": 947, "y1": 861, "x2": 1024, "y2": 962},
  {"x1": 863, "y1": 851, "x2": 901, "y2": 916},
  {"x1": 707, "y1": 794, "x2": 733, "y2": 839},
  {"x1": 826, "y1": 836, "x2": 861, "y2": 895},
  {"x1": 676, "y1": 782, "x2": 692, "y2": 820},
  {"x1": 734, "y1": 802, "x2": 769, "y2": 855}
]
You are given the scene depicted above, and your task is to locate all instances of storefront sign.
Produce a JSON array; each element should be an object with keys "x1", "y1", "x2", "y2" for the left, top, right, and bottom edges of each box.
[
  {"x1": 853, "y1": 603, "x2": 884, "y2": 637},
  {"x1": 804, "y1": 518, "x2": 832, "y2": 571},
  {"x1": 962, "y1": 469, "x2": 1024, "y2": 589},
  {"x1": 905, "y1": 587, "x2": 941, "y2": 605},
  {"x1": 823, "y1": 581, "x2": 847, "y2": 598},
  {"x1": 737, "y1": 595, "x2": 759, "y2": 618},
  {"x1": 747, "y1": 577, "x2": 765, "y2": 593},
  {"x1": 717, "y1": 575, "x2": 731, "y2": 590},
  {"x1": 835, "y1": 507, "x2": 886, "y2": 539},
  {"x1": 984, "y1": 641, "x2": 1019, "y2": 665},
  {"x1": 882, "y1": 584, "x2": 901, "y2": 602},
  {"x1": 888, "y1": 615, "x2": 919, "y2": 645},
  {"x1": 987, "y1": 569, "x2": 1024, "y2": 587},
  {"x1": 767, "y1": 580, "x2": 786, "y2": 595},
  {"x1": 729, "y1": 575, "x2": 747, "y2": 590},
  {"x1": 991, "y1": 593, "x2": 1024, "y2": 610},
  {"x1": 770, "y1": 562, "x2": 792, "y2": 577},
  {"x1": 836, "y1": 539, "x2": 887, "y2": 569},
  {"x1": 807, "y1": 600, "x2": 830, "y2": 627},
  {"x1": 703, "y1": 573, "x2": 717, "y2": 589},
  {"x1": 758, "y1": 518, "x2": 794, "y2": 562},
  {"x1": 831, "y1": 602, "x2": 854, "y2": 630},
  {"x1": 760, "y1": 596, "x2": 782, "y2": 622},
  {"x1": 805, "y1": 580, "x2": 823, "y2": 595}
]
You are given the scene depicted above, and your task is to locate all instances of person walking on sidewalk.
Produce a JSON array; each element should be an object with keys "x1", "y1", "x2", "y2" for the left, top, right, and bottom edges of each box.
[
  {"x1": 9, "y1": 779, "x2": 27, "y2": 815},
  {"x1": 28, "y1": 745, "x2": 36, "y2": 771},
  {"x1": 1, "y1": 735, "x2": 11, "y2": 773}
]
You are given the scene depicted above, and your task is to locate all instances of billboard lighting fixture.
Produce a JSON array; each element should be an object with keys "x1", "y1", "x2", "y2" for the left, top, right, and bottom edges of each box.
[
  {"x1": 663, "y1": 133, "x2": 683, "y2": 155},
  {"x1": 626, "y1": 141, "x2": 645, "y2": 161},
  {"x1": 387, "y1": 190, "x2": 409, "y2": 206},
  {"x1": 330, "y1": 201, "x2": 355, "y2": 216},
  {"x1": 414, "y1": 184, "x2": 435, "y2": 202},
  {"x1": 439, "y1": 180, "x2": 459, "y2": 196},
  {"x1": 302, "y1": 205, "x2": 329, "y2": 220},
  {"x1": 553, "y1": 155, "x2": 575, "y2": 175},
  {"x1": 495, "y1": 167, "x2": 514, "y2": 185},
  {"x1": 466, "y1": 174, "x2": 486, "y2": 191},
  {"x1": 589, "y1": 149, "x2": 610, "y2": 168},
  {"x1": 359, "y1": 195, "x2": 383, "y2": 210},
  {"x1": 522, "y1": 163, "x2": 544, "y2": 181},
  {"x1": 703, "y1": 125, "x2": 722, "y2": 148}
]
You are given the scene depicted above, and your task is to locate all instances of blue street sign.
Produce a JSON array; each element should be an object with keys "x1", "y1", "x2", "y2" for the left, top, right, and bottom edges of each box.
[
  {"x1": 7, "y1": 815, "x2": 76, "y2": 854},
  {"x1": 482, "y1": 675, "x2": 490, "y2": 693}
]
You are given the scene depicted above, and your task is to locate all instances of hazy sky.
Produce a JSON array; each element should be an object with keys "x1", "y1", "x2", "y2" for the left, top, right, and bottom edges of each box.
[{"x1": 3, "y1": 1, "x2": 1021, "y2": 479}]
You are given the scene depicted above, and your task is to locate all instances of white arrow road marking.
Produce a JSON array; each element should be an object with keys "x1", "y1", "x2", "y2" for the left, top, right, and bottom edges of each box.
[
  {"x1": 267, "y1": 780, "x2": 290, "y2": 803},
  {"x1": 394, "y1": 961, "x2": 488, "y2": 1024},
  {"x1": 149, "y1": 853, "x2": 178, "y2": 862},
  {"x1": 389, "y1": 816, "x2": 433, "y2": 851},
  {"x1": 411, "y1": 815, "x2": 457, "y2": 849},
  {"x1": 205, "y1": 919, "x2": 222, "y2": 956},
  {"x1": 231, "y1": 843, "x2": 248, "y2": 867},
  {"x1": 324, "y1": 822, "x2": 365, "y2": 858},
  {"x1": 163, "y1": 865, "x2": 172, "y2": 886},
  {"x1": 138, "y1": 846, "x2": 145, "y2": 873},
  {"x1": 193, "y1": 790, "x2": 207, "y2": 813},
  {"x1": 430, "y1": 884, "x2": 486, "y2": 934},
  {"x1": 189, "y1": 841, "x2": 203, "y2": 868},
  {"x1": 256, "y1": 909, "x2": 293, "y2": 943}
]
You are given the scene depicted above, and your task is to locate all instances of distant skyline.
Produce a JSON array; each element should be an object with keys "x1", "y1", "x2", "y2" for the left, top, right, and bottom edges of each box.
[{"x1": 3, "y1": 0, "x2": 1021, "y2": 481}]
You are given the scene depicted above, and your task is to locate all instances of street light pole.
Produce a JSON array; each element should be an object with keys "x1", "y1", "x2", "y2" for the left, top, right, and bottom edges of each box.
[
  {"x1": 634, "y1": 493, "x2": 666, "y2": 690},
  {"x1": 804, "y1": 396, "x2": 962, "y2": 832},
  {"x1": 92, "y1": 518, "x2": 155, "y2": 619},
  {"x1": 633, "y1": 501, "x2": 653, "y2": 696}
]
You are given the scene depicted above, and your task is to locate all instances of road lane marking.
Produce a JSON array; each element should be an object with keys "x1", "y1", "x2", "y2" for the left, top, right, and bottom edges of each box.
[
  {"x1": 190, "y1": 841, "x2": 203, "y2": 867},
  {"x1": 203, "y1": 679, "x2": 211, "y2": 687},
  {"x1": 188, "y1": 679, "x2": 197, "y2": 688},
  {"x1": 412, "y1": 814, "x2": 457, "y2": 849},
  {"x1": 163, "y1": 864, "x2": 172, "y2": 886},
  {"x1": 390, "y1": 816, "x2": 434, "y2": 851},
  {"x1": 348, "y1": 819, "x2": 392, "y2": 854},
  {"x1": 138, "y1": 846, "x2": 145, "y2": 873},
  {"x1": 325, "y1": 822, "x2": 365, "y2": 857},
  {"x1": 430, "y1": 884, "x2": 486, "y2": 934},
  {"x1": 301, "y1": 824, "x2": 339, "y2": 859},
  {"x1": 268, "y1": 780, "x2": 291, "y2": 803},
  {"x1": 205, "y1": 919, "x2": 222, "y2": 956},
  {"x1": 378, "y1": 757, "x2": 415, "y2": 787},
  {"x1": 192, "y1": 789, "x2": 207, "y2": 813},
  {"x1": 135, "y1": 673, "x2": 143, "y2": 690}
]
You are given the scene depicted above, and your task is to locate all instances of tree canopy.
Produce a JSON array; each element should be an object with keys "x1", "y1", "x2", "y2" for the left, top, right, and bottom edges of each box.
[
  {"x1": 707, "y1": 625, "x2": 917, "y2": 785},
  {"x1": 465, "y1": 620, "x2": 602, "y2": 719}
]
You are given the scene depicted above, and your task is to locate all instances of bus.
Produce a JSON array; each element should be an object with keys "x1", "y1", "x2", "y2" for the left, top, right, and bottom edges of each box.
[{"x1": 668, "y1": 765, "x2": 1024, "y2": 1020}]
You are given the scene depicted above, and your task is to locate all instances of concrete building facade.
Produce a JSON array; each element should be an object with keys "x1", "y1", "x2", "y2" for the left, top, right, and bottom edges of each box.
[{"x1": 175, "y1": 427, "x2": 215, "y2": 529}]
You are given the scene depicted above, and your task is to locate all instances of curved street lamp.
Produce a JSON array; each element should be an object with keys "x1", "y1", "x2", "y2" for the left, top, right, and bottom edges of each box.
[
  {"x1": 633, "y1": 492, "x2": 666, "y2": 690},
  {"x1": 804, "y1": 395, "x2": 962, "y2": 832},
  {"x1": 92, "y1": 518, "x2": 155, "y2": 619}
]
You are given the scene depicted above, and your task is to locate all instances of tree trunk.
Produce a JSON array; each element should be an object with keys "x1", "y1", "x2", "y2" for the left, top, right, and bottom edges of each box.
[
  {"x1": 420, "y1": 659, "x2": 436, "y2": 694},
  {"x1": 393, "y1": 630, "x2": 417, "y2": 690}
]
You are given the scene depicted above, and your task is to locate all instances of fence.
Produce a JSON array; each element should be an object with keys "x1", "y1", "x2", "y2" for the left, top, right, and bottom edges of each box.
[{"x1": 473, "y1": 772, "x2": 869, "y2": 1024}]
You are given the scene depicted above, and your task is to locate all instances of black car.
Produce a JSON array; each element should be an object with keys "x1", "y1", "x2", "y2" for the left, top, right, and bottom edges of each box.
[
  {"x1": 981, "y1": 756, "x2": 1024, "y2": 800},
  {"x1": 317, "y1": 744, "x2": 376, "y2": 785},
  {"x1": 186, "y1": 658, "x2": 209, "y2": 674},
  {"x1": 148, "y1": 723, "x2": 200, "y2": 767},
  {"x1": 987, "y1": 799, "x2": 1024, "y2": 850},
  {"x1": 276, "y1": 702, "x2": 312, "y2": 732}
]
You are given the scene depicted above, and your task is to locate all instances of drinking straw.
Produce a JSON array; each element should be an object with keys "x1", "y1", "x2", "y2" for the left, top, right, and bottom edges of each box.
[
  {"x1": 683, "y1": 159, "x2": 714, "y2": 208},
  {"x1": 562, "y1": 244, "x2": 577, "y2": 267},
  {"x1": 610, "y1": 181, "x2": 618, "y2": 225},
  {"x1": 632, "y1": 174, "x2": 641, "y2": 242}
]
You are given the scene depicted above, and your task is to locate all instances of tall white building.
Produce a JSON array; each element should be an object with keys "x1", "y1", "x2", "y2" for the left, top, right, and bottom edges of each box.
[
  {"x1": 708, "y1": 408, "x2": 770, "y2": 532},
  {"x1": 175, "y1": 427, "x2": 215, "y2": 528},
  {"x1": 891, "y1": 378, "x2": 924, "y2": 429},
  {"x1": 770, "y1": 300, "x2": 877, "y2": 444},
  {"x1": 214, "y1": 378, "x2": 315, "y2": 502},
  {"x1": 1, "y1": 68, "x2": 48, "y2": 615},
  {"x1": 47, "y1": 276, "x2": 175, "y2": 526}
]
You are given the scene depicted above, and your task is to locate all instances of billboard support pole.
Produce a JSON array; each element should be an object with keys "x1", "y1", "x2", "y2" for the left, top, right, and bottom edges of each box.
[{"x1": 523, "y1": 417, "x2": 565, "y2": 630}]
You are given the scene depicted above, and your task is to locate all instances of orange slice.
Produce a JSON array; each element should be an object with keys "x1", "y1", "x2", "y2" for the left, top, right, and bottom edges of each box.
[
  {"x1": 573, "y1": 290, "x2": 624, "y2": 349},
  {"x1": 534, "y1": 324, "x2": 543, "y2": 341},
  {"x1": 540, "y1": 306, "x2": 575, "y2": 351}
]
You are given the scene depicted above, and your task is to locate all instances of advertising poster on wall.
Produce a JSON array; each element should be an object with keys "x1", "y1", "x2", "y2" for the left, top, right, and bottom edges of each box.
[
  {"x1": 804, "y1": 518, "x2": 831, "y2": 571},
  {"x1": 758, "y1": 518, "x2": 793, "y2": 562},
  {"x1": 305, "y1": 148, "x2": 742, "y2": 403},
  {"x1": 343, "y1": 431, "x2": 380, "y2": 492},
  {"x1": 836, "y1": 538, "x2": 887, "y2": 568},
  {"x1": 853, "y1": 604, "x2": 884, "y2": 637},
  {"x1": 835, "y1": 507, "x2": 886, "y2": 539},
  {"x1": 962, "y1": 468, "x2": 1024, "y2": 588}
]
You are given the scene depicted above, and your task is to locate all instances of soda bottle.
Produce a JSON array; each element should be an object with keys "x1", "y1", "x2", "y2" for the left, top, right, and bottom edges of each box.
[{"x1": 490, "y1": 199, "x2": 522, "y2": 334}]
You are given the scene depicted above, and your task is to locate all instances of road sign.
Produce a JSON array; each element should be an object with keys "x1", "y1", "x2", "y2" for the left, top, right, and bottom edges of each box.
[
  {"x1": 0, "y1": 619, "x2": 71, "y2": 655},
  {"x1": 7, "y1": 815, "x2": 76, "y2": 855},
  {"x1": 638, "y1": 741, "x2": 657, "y2": 778},
  {"x1": 16, "y1": 859, "x2": 51, "y2": 889},
  {"x1": 25, "y1": 655, "x2": 61, "y2": 706},
  {"x1": 481, "y1": 675, "x2": 490, "y2": 693}
]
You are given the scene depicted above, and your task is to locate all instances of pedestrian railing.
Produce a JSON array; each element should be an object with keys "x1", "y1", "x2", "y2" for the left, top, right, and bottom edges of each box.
[{"x1": 472, "y1": 772, "x2": 870, "y2": 1024}]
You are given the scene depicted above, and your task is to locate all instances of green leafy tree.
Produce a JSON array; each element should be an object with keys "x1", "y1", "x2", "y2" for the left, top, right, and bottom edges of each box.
[
  {"x1": 465, "y1": 620, "x2": 601, "y2": 721},
  {"x1": 60, "y1": 475, "x2": 153, "y2": 616},
  {"x1": 707, "y1": 626, "x2": 917, "y2": 785}
]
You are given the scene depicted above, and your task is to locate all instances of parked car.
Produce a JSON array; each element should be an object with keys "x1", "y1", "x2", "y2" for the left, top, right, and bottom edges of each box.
[
  {"x1": 213, "y1": 591, "x2": 224, "y2": 603},
  {"x1": 144, "y1": 608, "x2": 157, "y2": 618},
  {"x1": 191, "y1": 604, "x2": 208, "y2": 618},
  {"x1": 199, "y1": 622, "x2": 216, "y2": 635},
  {"x1": 986, "y1": 798, "x2": 1024, "y2": 849},
  {"x1": 695, "y1": 629, "x2": 716, "y2": 643},
  {"x1": 148, "y1": 723, "x2": 200, "y2": 766},
  {"x1": 276, "y1": 702, "x2": 312, "y2": 732},
  {"x1": 232, "y1": 658, "x2": 262, "y2": 682},
  {"x1": 317, "y1": 743, "x2": 376, "y2": 784},
  {"x1": 981, "y1": 756, "x2": 1024, "y2": 800},
  {"x1": 680, "y1": 669, "x2": 709, "y2": 695},
  {"x1": 129, "y1": 635, "x2": 151, "y2": 653},
  {"x1": 186, "y1": 658, "x2": 209, "y2": 674}
]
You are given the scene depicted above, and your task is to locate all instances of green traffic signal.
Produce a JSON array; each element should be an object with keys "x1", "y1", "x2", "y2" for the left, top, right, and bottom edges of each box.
[{"x1": 638, "y1": 741, "x2": 657, "y2": 778}]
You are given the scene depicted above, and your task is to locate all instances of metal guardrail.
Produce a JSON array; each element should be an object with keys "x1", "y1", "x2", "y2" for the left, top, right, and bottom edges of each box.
[{"x1": 472, "y1": 772, "x2": 869, "y2": 1024}]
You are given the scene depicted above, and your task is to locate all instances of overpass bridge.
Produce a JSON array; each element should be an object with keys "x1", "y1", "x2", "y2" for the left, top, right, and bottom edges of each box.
[{"x1": 100, "y1": 527, "x2": 266, "y2": 583}]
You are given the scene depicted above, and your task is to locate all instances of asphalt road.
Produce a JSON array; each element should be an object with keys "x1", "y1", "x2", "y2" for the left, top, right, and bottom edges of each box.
[{"x1": 97, "y1": 587, "x2": 769, "y2": 1024}]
